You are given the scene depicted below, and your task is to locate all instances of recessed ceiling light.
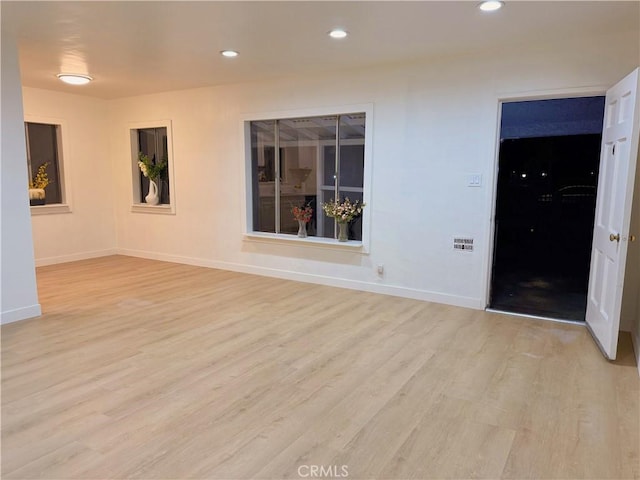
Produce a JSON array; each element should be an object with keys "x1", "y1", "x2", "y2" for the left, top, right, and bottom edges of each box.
[
  {"x1": 56, "y1": 73, "x2": 93, "y2": 85},
  {"x1": 220, "y1": 50, "x2": 239, "y2": 58},
  {"x1": 328, "y1": 29, "x2": 348, "y2": 39},
  {"x1": 478, "y1": 1, "x2": 504, "y2": 12}
]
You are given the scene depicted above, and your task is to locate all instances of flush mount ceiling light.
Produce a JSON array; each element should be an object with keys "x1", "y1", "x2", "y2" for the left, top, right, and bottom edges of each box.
[
  {"x1": 328, "y1": 29, "x2": 348, "y2": 39},
  {"x1": 220, "y1": 50, "x2": 239, "y2": 58},
  {"x1": 478, "y1": 1, "x2": 504, "y2": 11},
  {"x1": 56, "y1": 73, "x2": 93, "y2": 85}
]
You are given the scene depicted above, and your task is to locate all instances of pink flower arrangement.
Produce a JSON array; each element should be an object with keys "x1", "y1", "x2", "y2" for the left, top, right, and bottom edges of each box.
[{"x1": 292, "y1": 204, "x2": 313, "y2": 223}]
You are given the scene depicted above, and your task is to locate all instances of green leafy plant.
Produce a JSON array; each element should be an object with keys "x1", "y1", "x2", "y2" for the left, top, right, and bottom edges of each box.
[
  {"x1": 29, "y1": 162, "x2": 50, "y2": 189},
  {"x1": 137, "y1": 152, "x2": 167, "y2": 181}
]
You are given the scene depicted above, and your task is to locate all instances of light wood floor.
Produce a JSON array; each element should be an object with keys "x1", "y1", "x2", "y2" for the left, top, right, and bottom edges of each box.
[{"x1": 2, "y1": 256, "x2": 638, "y2": 479}]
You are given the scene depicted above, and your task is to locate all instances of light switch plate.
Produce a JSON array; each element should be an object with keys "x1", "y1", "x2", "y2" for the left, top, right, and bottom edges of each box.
[{"x1": 467, "y1": 174, "x2": 482, "y2": 187}]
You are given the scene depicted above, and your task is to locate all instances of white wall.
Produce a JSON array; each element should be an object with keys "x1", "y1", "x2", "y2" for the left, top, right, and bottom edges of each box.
[
  {"x1": 635, "y1": 278, "x2": 640, "y2": 376},
  {"x1": 23, "y1": 88, "x2": 117, "y2": 266},
  {"x1": 621, "y1": 140, "x2": 640, "y2": 333},
  {"x1": 626, "y1": 142, "x2": 640, "y2": 372},
  {"x1": 1, "y1": 33, "x2": 40, "y2": 324},
  {"x1": 108, "y1": 29, "x2": 639, "y2": 309}
]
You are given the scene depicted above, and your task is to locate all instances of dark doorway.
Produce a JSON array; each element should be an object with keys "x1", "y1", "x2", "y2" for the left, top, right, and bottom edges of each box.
[{"x1": 490, "y1": 97, "x2": 605, "y2": 321}]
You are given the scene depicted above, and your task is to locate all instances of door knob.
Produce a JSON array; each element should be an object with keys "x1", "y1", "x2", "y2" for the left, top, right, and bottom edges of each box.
[
  {"x1": 631, "y1": 235, "x2": 636, "y2": 242},
  {"x1": 610, "y1": 233, "x2": 620, "y2": 242}
]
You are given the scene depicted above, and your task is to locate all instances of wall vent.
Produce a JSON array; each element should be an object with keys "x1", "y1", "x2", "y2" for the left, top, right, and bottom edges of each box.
[{"x1": 453, "y1": 237, "x2": 474, "y2": 252}]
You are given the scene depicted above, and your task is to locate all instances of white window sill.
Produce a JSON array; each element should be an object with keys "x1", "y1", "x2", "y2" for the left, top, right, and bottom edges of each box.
[
  {"x1": 131, "y1": 203, "x2": 175, "y2": 214},
  {"x1": 30, "y1": 204, "x2": 71, "y2": 215},
  {"x1": 244, "y1": 232, "x2": 368, "y2": 253}
]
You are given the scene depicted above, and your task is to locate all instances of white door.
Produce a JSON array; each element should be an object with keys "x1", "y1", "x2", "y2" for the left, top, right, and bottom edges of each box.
[{"x1": 586, "y1": 68, "x2": 640, "y2": 360}]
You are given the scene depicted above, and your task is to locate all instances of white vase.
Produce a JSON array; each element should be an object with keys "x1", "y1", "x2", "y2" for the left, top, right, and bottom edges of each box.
[
  {"x1": 29, "y1": 188, "x2": 46, "y2": 206},
  {"x1": 145, "y1": 179, "x2": 161, "y2": 205}
]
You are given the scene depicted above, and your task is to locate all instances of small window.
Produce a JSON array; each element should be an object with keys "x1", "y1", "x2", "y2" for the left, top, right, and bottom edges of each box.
[
  {"x1": 25, "y1": 122, "x2": 64, "y2": 205},
  {"x1": 248, "y1": 113, "x2": 366, "y2": 241},
  {"x1": 135, "y1": 127, "x2": 169, "y2": 204},
  {"x1": 129, "y1": 121, "x2": 174, "y2": 213}
]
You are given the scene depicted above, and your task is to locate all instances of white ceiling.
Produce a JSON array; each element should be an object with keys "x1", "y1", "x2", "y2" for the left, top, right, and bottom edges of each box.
[{"x1": 3, "y1": 1, "x2": 639, "y2": 99}]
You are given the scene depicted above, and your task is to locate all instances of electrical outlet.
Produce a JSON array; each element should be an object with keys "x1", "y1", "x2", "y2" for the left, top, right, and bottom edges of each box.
[{"x1": 377, "y1": 264, "x2": 384, "y2": 275}]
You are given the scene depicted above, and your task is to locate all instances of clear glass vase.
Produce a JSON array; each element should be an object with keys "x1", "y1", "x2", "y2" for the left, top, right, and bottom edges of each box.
[
  {"x1": 297, "y1": 220, "x2": 307, "y2": 238},
  {"x1": 337, "y1": 222, "x2": 349, "y2": 242}
]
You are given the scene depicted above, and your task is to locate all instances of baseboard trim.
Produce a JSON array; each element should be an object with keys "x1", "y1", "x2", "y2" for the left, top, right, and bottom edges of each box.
[
  {"x1": 116, "y1": 248, "x2": 484, "y2": 310},
  {"x1": 35, "y1": 249, "x2": 118, "y2": 267},
  {"x1": 632, "y1": 326, "x2": 640, "y2": 377},
  {"x1": 1, "y1": 304, "x2": 41, "y2": 325}
]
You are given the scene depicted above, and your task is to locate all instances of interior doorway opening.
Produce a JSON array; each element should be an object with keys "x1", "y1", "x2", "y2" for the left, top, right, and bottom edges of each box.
[{"x1": 490, "y1": 96, "x2": 606, "y2": 321}]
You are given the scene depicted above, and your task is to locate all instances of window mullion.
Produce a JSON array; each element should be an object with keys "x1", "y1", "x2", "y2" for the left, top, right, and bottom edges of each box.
[
  {"x1": 155, "y1": 128, "x2": 162, "y2": 202},
  {"x1": 155, "y1": 128, "x2": 162, "y2": 161},
  {"x1": 25, "y1": 124, "x2": 33, "y2": 180},
  {"x1": 274, "y1": 120, "x2": 281, "y2": 234},
  {"x1": 334, "y1": 115, "x2": 341, "y2": 239}
]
